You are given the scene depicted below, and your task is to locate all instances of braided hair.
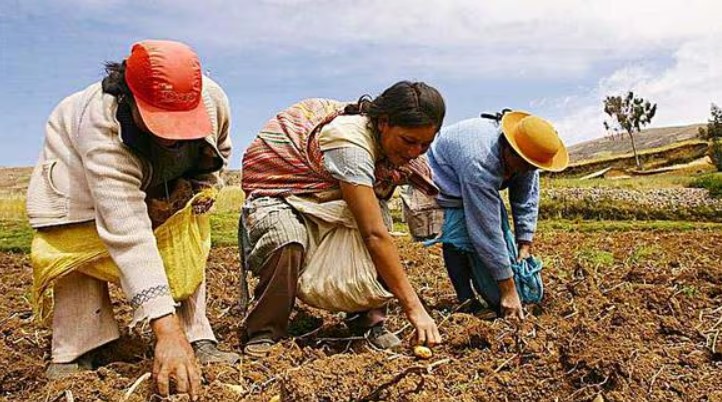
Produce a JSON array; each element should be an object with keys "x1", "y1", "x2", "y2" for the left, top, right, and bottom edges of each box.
[{"x1": 344, "y1": 81, "x2": 446, "y2": 134}]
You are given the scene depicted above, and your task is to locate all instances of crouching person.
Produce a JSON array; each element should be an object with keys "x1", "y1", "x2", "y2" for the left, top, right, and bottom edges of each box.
[
  {"x1": 239, "y1": 82, "x2": 446, "y2": 357},
  {"x1": 26, "y1": 40, "x2": 238, "y2": 399},
  {"x1": 426, "y1": 111, "x2": 569, "y2": 319}
]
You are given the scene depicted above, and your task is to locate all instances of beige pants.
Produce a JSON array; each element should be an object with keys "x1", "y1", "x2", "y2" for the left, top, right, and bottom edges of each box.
[{"x1": 52, "y1": 271, "x2": 216, "y2": 363}]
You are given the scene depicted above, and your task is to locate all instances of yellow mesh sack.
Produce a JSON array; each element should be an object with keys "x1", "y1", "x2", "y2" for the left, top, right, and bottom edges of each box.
[{"x1": 31, "y1": 189, "x2": 216, "y2": 322}]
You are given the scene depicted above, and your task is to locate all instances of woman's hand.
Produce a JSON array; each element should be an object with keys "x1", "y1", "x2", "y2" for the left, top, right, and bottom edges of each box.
[
  {"x1": 498, "y1": 277, "x2": 525, "y2": 320},
  {"x1": 151, "y1": 314, "x2": 201, "y2": 401},
  {"x1": 407, "y1": 306, "x2": 442, "y2": 345}
]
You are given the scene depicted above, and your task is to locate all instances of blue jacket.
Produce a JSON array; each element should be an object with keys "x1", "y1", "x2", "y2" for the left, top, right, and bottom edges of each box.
[{"x1": 427, "y1": 118, "x2": 539, "y2": 280}]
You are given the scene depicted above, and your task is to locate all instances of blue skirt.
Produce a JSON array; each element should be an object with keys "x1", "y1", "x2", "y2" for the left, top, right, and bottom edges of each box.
[{"x1": 425, "y1": 205, "x2": 544, "y2": 307}]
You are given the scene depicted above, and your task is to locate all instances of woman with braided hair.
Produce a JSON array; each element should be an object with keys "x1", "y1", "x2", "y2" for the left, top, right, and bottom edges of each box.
[{"x1": 239, "y1": 81, "x2": 445, "y2": 357}]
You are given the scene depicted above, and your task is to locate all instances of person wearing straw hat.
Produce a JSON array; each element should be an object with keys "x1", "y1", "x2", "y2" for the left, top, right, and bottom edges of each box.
[
  {"x1": 26, "y1": 40, "x2": 237, "y2": 399},
  {"x1": 426, "y1": 110, "x2": 568, "y2": 319}
]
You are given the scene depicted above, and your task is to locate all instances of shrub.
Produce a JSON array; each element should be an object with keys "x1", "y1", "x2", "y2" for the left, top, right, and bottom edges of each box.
[
  {"x1": 700, "y1": 103, "x2": 722, "y2": 171},
  {"x1": 689, "y1": 173, "x2": 722, "y2": 198},
  {"x1": 711, "y1": 138, "x2": 722, "y2": 171}
]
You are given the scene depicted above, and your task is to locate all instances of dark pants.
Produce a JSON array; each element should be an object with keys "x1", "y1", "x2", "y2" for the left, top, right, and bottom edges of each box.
[
  {"x1": 442, "y1": 243, "x2": 484, "y2": 303},
  {"x1": 244, "y1": 243, "x2": 304, "y2": 342}
]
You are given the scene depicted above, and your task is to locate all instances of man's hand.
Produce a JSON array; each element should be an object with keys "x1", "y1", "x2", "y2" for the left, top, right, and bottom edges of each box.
[
  {"x1": 151, "y1": 314, "x2": 201, "y2": 401},
  {"x1": 406, "y1": 306, "x2": 442, "y2": 346},
  {"x1": 498, "y1": 277, "x2": 525, "y2": 320},
  {"x1": 517, "y1": 242, "x2": 532, "y2": 262}
]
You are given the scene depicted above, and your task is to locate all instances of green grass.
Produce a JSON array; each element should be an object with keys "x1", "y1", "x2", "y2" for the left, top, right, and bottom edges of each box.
[
  {"x1": 539, "y1": 168, "x2": 721, "y2": 222},
  {"x1": 539, "y1": 194, "x2": 721, "y2": 222},
  {"x1": 213, "y1": 186, "x2": 245, "y2": 213},
  {"x1": 0, "y1": 213, "x2": 242, "y2": 254},
  {"x1": 0, "y1": 194, "x2": 26, "y2": 220},
  {"x1": 0, "y1": 219, "x2": 33, "y2": 253},
  {"x1": 627, "y1": 244, "x2": 663, "y2": 265},
  {"x1": 393, "y1": 222, "x2": 409, "y2": 233},
  {"x1": 542, "y1": 174, "x2": 695, "y2": 189},
  {"x1": 576, "y1": 249, "x2": 615, "y2": 268},
  {"x1": 2, "y1": 182, "x2": 720, "y2": 254},
  {"x1": 0, "y1": 188, "x2": 246, "y2": 253},
  {"x1": 689, "y1": 172, "x2": 722, "y2": 198},
  {"x1": 383, "y1": 220, "x2": 721, "y2": 235},
  {"x1": 681, "y1": 285, "x2": 698, "y2": 298},
  {"x1": 3, "y1": 215, "x2": 721, "y2": 254},
  {"x1": 210, "y1": 211, "x2": 240, "y2": 247},
  {"x1": 537, "y1": 219, "x2": 722, "y2": 232},
  {"x1": 210, "y1": 187, "x2": 243, "y2": 246}
]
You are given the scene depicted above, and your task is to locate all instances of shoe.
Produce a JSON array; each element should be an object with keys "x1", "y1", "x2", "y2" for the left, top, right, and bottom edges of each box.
[
  {"x1": 365, "y1": 324, "x2": 402, "y2": 350},
  {"x1": 242, "y1": 338, "x2": 276, "y2": 359},
  {"x1": 46, "y1": 352, "x2": 94, "y2": 380},
  {"x1": 458, "y1": 298, "x2": 486, "y2": 314},
  {"x1": 457, "y1": 298, "x2": 498, "y2": 319},
  {"x1": 192, "y1": 340, "x2": 241, "y2": 364}
]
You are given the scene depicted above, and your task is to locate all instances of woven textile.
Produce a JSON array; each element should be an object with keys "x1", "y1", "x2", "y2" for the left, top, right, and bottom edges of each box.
[{"x1": 241, "y1": 98, "x2": 438, "y2": 200}]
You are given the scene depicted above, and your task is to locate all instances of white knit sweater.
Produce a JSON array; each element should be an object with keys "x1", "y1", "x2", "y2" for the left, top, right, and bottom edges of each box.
[{"x1": 26, "y1": 77, "x2": 232, "y2": 324}]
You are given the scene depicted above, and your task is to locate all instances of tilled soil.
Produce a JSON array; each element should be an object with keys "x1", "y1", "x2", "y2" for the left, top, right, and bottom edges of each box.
[{"x1": 1, "y1": 230, "x2": 721, "y2": 401}]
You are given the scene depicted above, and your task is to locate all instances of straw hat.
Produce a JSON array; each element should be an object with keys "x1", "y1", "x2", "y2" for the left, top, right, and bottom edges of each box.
[{"x1": 500, "y1": 111, "x2": 569, "y2": 172}]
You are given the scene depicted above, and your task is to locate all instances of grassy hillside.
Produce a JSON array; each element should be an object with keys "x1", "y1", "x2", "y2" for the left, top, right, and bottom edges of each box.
[
  {"x1": 560, "y1": 140, "x2": 712, "y2": 177},
  {"x1": 567, "y1": 123, "x2": 704, "y2": 163}
]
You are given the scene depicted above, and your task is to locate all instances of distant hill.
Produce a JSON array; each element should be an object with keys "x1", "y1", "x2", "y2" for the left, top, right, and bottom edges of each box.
[
  {"x1": 4, "y1": 123, "x2": 707, "y2": 188},
  {"x1": 0, "y1": 167, "x2": 33, "y2": 194},
  {"x1": 568, "y1": 123, "x2": 705, "y2": 164}
]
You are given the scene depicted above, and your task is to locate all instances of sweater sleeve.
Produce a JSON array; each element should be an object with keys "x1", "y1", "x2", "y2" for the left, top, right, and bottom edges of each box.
[
  {"x1": 460, "y1": 178, "x2": 513, "y2": 281},
  {"x1": 75, "y1": 102, "x2": 175, "y2": 325},
  {"x1": 508, "y1": 170, "x2": 540, "y2": 243}
]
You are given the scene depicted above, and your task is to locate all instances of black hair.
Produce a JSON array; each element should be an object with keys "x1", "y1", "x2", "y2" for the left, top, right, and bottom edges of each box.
[
  {"x1": 101, "y1": 61, "x2": 133, "y2": 102},
  {"x1": 344, "y1": 81, "x2": 446, "y2": 133}
]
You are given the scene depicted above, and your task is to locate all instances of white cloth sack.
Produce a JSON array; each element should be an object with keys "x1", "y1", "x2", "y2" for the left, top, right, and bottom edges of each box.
[{"x1": 285, "y1": 196, "x2": 393, "y2": 312}]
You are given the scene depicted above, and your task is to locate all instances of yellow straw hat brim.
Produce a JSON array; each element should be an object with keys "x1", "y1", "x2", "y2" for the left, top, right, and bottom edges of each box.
[{"x1": 500, "y1": 111, "x2": 569, "y2": 172}]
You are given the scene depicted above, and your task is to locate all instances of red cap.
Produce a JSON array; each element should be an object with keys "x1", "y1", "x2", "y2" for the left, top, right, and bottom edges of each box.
[{"x1": 125, "y1": 40, "x2": 212, "y2": 140}]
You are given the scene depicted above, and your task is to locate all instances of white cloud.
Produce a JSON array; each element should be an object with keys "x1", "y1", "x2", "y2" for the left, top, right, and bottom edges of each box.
[
  {"x1": 7, "y1": 0, "x2": 721, "y2": 145},
  {"x1": 17, "y1": 0, "x2": 722, "y2": 78},
  {"x1": 548, "y1": 36, "x2": 722, "y2": 145}
]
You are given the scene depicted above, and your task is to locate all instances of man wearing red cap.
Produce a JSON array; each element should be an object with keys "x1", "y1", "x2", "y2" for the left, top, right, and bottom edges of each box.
[{"x1": 26, "y1": 40, "x2": 235, "y2": 399}]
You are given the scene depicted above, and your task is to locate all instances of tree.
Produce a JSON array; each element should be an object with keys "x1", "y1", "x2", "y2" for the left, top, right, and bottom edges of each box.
[
  {"x1": 603, "y1": 91, "x2": 657, "y2": 169},
  {"x1": 699, "y1": 103, "x2": 722, "y2": 171}
]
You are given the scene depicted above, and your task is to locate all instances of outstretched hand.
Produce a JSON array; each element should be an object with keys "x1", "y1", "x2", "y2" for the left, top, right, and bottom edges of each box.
[
  {"x1": 407, "y1": 307, "x2": 442, "y2": 346},
  {"x1": 498, "y1": 277, "x2": 525, "y2": 320}
]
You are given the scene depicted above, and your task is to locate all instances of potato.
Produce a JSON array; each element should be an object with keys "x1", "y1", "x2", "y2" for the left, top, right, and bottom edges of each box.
[{"x1": 413, "y1": 345, "x2": 433, "y2": 359}]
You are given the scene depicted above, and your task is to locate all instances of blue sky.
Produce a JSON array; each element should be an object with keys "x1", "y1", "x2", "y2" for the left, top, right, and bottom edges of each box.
[{"x1": 2, "y1": 0, "x2": 720, "y2": 168}]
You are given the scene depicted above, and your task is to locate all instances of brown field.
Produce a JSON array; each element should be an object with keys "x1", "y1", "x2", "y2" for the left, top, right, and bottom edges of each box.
[{"x1": 2, "y1": 229, "x2": 722, "y2": 401}]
